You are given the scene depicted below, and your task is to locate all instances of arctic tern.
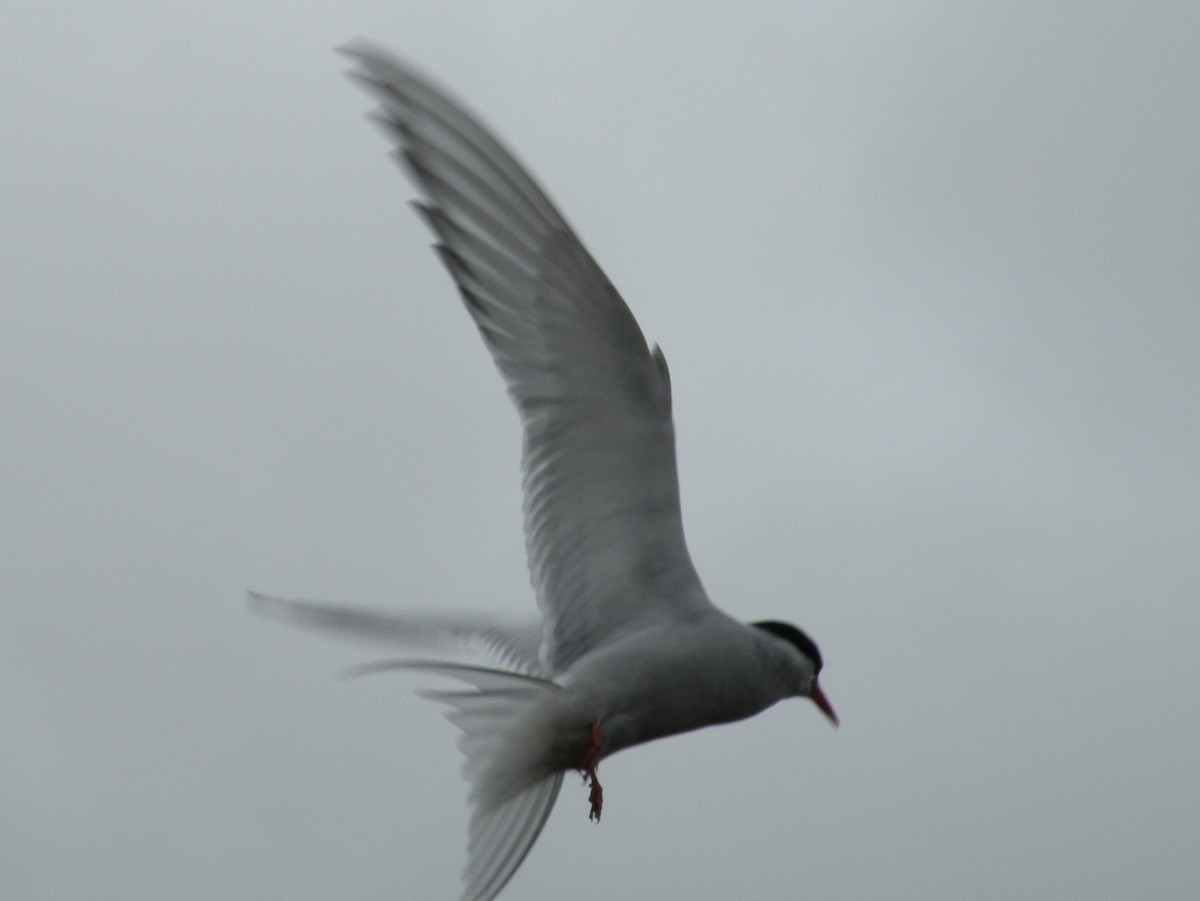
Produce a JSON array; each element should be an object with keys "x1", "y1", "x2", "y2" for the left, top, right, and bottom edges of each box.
[{"x1": 251, "y1": 41, "x2": 837, "y2": 901}]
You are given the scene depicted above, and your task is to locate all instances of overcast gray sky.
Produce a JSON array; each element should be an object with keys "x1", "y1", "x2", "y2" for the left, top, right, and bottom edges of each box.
[{"x1": 3, "y1": 2, "x2": 1197, "y2": 898}]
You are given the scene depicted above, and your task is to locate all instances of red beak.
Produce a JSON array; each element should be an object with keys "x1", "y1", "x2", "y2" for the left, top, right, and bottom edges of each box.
[{"x1": 809, "y1": 681, "x2": 839, "y2": 728}]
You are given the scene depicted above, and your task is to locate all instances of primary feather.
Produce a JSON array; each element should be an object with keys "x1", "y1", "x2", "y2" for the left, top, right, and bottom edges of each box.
[
  {"x1": 247, "y1": 591, "x2": 544, "y2": 676},
  {"x1": 343, "y1": 42, "x2": 713, "y2": 676}
]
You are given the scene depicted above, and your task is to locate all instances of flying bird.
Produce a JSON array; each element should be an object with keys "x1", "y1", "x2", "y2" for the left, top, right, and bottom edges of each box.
[{"x1": 251, "y1": 41, "x2": 837, "y2": 901}]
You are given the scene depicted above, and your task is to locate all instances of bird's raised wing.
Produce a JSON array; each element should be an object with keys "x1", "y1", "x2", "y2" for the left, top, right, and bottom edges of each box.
[{"x1": 343, "y1": 44, "x2": 711, "y2": 674}]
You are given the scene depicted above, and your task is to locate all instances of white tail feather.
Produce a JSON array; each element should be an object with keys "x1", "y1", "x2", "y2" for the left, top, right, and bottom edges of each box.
[{"x1": 349, "y1": 660, "x2": 565, "y2": 901}]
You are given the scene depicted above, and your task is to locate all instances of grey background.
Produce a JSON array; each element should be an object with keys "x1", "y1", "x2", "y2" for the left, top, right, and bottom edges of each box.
[{"x1": 3, "y1": 2, "x2": 1197, "y2": 898}]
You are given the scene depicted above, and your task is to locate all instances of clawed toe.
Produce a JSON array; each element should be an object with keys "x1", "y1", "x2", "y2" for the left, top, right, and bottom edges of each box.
[{"x1": 578, "y1": 718, "x2": 604, "y2": 823}]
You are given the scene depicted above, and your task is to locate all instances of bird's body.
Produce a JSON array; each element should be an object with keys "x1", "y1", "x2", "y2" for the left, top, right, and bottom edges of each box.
[
  {"x1": 561, "y1": 612, "x2": 808, "y2": 756},
  {"x1": 251, "y1": 41, "x2": 836, "y2": 901}
]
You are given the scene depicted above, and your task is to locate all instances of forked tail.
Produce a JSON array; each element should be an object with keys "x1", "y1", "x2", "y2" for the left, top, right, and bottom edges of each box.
[{"x1": 347, "y1": 660, "x2": 565, "y2": 901}]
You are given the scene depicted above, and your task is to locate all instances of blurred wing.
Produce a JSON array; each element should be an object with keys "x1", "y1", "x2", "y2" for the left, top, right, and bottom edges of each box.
[
  {"x1": 247, "y1": 592, "x2": 545, "y2": 676},
  {"x1": 343, "y1": 44, "x2": 711, "y2": 673}
]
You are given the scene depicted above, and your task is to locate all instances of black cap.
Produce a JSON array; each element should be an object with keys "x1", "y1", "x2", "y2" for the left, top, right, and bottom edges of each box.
[{"x1": 751, "y1": 620, "x2": 823, "y2": 673}]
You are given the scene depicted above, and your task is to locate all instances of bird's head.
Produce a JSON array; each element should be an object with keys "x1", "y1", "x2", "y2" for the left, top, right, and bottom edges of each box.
[{"x1": 751, "y1": 620, "x2": 838, "y2": 727}]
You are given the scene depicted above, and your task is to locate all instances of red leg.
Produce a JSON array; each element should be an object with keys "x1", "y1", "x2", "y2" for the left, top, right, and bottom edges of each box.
[{"x1": 578, "y1": 719, "x2": 604, "y2": 822}]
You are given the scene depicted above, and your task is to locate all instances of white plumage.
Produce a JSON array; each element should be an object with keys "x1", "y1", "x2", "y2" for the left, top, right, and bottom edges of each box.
[{"x1": 251, "y1": 41, "x2": 836, "y2": 901}]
